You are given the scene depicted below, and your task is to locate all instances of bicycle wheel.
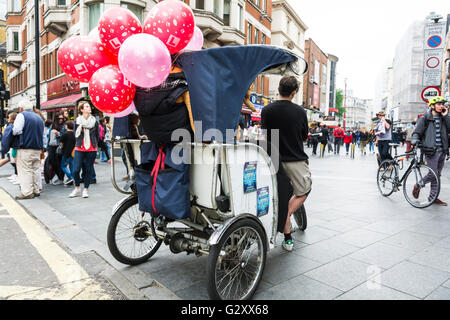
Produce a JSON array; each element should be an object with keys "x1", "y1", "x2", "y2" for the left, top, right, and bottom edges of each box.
[
  {"x1": 377, "y1": 160, "x2": 397, "y2": 197},
  {"x1": 107, "y1": 196, "x2": 163, "y2": 265},
  {"x1": 403, "y1": 164, "x2": 440, "y2": 209}
]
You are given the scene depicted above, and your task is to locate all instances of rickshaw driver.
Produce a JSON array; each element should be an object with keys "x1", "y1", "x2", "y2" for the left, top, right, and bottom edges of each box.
[{"x1": 261, "y1": 76, "x2": 312, "y2": 252}]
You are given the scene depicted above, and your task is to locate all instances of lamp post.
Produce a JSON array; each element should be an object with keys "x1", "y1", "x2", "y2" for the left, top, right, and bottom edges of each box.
[
  {"x1": 34, "y1": 0, "x2": 40, "y2": 110},
  {"x1": 343, "y1": 78, "x2": 347, "y2": 130}
]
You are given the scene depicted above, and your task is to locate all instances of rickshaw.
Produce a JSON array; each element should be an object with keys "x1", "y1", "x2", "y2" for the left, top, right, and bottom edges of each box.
[{"x1": 107, "y1": 45, "x2": 308, "y2": 300}]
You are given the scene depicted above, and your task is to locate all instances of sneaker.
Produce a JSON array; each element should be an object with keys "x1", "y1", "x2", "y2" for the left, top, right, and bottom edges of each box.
[
  {"x1": 8, "y1": 174, "x2": 17, "y2": 181},
  {"x1": 412, "y1": 185, "x2": 420, "y2": 199},
  {"x1": 69, "y1": 189, "x2": 81, "y2": 198},
  {"x1": 434, "y1": 199, "x2": 448, "y2": 206},
  {"x1": 15, "y1": 193, "x2": 34, "y2": 200},
  {"x1": 12, "y1": 178, "x2": 20, "y2": 185},
  {"x1": 82, "y1": 189, "x2": 89, "y2": 198},
  {"x1": 52, "y1": 179, "x2": 63, "y2": 186},
  {"x1": 282, "y1": 240, "x2": 294, "y2": 252},
  {"x1": 64, "y1": 178, "x2": 74, "y2": 186}
]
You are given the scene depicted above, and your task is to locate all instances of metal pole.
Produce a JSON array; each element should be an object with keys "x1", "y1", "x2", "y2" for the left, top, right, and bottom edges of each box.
[
  {"x1": 34, "y1": 0, "x2": 40, "y2": 110},
  {"x1": 343, "y1": 78, "x2": 347, "y2": 131}
]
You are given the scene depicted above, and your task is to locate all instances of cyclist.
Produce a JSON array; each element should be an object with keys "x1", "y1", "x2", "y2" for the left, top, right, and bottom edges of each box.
[
  {"x1": 411, "y1": 96, "x2": 450, "y2": 206},
  {"x1": 375, "y1": 111, "x2": 393, "y2": 164}
]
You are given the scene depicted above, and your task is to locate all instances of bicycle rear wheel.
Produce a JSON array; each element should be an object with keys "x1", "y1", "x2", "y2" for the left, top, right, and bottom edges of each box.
[
  {"x1": 377, "y1": 160, "x2": 397, "y2": 197},
  {"x1": 403, "y1": 164, "x2": 440, "y2": 209}
]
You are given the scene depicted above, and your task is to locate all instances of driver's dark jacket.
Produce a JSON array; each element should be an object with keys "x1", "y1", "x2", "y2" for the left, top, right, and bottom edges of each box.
[{"x1": 412, "y1": 110, "x2": 450, "y2": 155}]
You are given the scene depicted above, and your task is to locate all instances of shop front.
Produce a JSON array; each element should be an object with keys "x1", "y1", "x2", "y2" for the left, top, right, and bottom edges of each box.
[{"x1": 40, "y1": 75, "x2": 84, "y2": 120}]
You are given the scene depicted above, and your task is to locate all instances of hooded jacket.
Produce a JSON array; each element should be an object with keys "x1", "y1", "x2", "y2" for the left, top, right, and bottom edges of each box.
[
  {"x1": 412, "y1": 110, "x2": 450, "y2": 155},
  {"x1": 134, "y1": 72, "x2": 192, "y2": 145}
]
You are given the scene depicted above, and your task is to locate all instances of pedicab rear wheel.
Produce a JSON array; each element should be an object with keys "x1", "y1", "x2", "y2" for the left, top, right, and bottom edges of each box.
[
  {"x1": 293, "y1": 205, "x2": 307, "y2": 231},
  {"x1": 206, "y1": 218, "x2": 267, "y2": 300},
  {"x1": 107, "y1": 196, "x2": 163, "y2": 265}
]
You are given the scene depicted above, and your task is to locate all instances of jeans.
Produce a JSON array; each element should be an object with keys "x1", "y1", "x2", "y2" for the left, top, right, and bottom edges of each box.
[
  {"x1": 99, "y1": 140, "x2": 110, "y2": 161},
  {"x1": 60, "y1": 156, "x2": 74, "y2": 179},
  {"x1": 334, "y1": 137, "x2": 342, "y2": 154},
  {"x1": 48, "y1": 145, "x2": 64, "y2": 181},
  {"x1": 345, "y1": 143, "x2": 351, "y2": 153},
  {"x1": 378, "y1": 140, "x2": 393, "y2": 164},
  {"x1": 73, "y1": 151, "x2": 96, "y2": 188},
  {"x1": 369, "y1": 142, "x2": 375, "y2": 153},
  {"x1": 420, "y1": 150, "x2": 445, "y2": 201}
]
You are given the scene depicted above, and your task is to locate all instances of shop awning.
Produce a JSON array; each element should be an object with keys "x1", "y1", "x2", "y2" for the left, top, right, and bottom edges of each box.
[{"x1": 40, "y1": 93, "x2": 83, "y2": 111}]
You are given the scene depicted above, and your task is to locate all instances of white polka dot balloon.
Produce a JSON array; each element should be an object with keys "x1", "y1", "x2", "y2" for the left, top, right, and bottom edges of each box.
[
  {"x1": 143, "y1": 0, "x2": 195, "y2": 54},
  {"x1": 88, "y1": 65, "x2": 136, "y2": 114}
]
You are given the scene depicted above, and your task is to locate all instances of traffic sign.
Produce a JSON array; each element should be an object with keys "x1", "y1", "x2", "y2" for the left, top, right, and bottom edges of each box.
[
  {"x1": 426, "y1": 56, "x2": 440, "y2": 69},
  {"x1": 421, "y1": 86, "x2": 441, "y2": 103},
  {"x1": 427, "y1": 35, "x2": 442, "y2": 48}
]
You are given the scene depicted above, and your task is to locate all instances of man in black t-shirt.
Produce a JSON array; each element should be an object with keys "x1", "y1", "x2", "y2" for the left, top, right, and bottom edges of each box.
[
  {"x1": 261, "y1": 76, "x2": 312, "y2": 252},
  {"x1": 60, "y1": 120, "x2": 76, "y2": 185}
]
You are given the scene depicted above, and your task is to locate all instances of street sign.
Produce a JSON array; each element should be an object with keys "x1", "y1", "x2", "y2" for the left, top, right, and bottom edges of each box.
[
  {"x1": 421, "y1": 86, "x2": 441, "y2": 103},
  {"x1": 423, "y1": 49, "x2": 443, "y2": 86},
  {"x1": 427, "y1": 35, "x2": 442, "y2": 48},
  {"x1": 426, "y1": 57, "x2": 440, "y2": 69}
]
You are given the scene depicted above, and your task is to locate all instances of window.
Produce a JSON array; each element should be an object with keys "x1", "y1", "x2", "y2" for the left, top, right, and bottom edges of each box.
[
  {"x1": 13, "y1": 32, "x2": 19, "y2": 51},
  {"x1": 255, "y1": 29, "x2": 259, "y2": 44},
  {"x1": 88, "y1": 3, "x2": 104, "y2": 32},
  {"x1": 261, "y1": 33, "x2": 266, "y2": 45},
  {"x1": 57, "y1": 0, "x2": 66, "y2": 5},
  {"x1": 238, "y1": 4, "x2": 243, "y2": 31},
  {"x1": 247, "y1": 23, "x2": 252, "y2": 44},
  {"x1": 223, "y1": 0, "x2": 231, "y2": 26},
  {"x1": 262, "y1": 0, "x2": 267, "y2": 12},
  {"x1": 12, "y1": 0, "x2": 20, "y2": 12},
  {"x1": 214, "y1": 0, "x2": 220, "y2": 16},
  {"x1": 121, "y1": 3, "x2": 143, "y2": 22},
  {"x1": 260, "y1": 76, "x2": 264, "y2": 94},
  {"x1": 50, "y1": 53, "x2": 53, "y2": 78},
  {"x1": 196, "y1": 0, "x2": 205, "y2": 10}
]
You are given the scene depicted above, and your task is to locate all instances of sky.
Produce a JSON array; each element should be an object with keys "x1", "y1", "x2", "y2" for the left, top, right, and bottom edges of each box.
[
  {"x1": 287, "y1": 0, "x2": 450, "y2": 100},
  {"x1": 0, "y1": 1, "x2": 5, "y2": 20}
]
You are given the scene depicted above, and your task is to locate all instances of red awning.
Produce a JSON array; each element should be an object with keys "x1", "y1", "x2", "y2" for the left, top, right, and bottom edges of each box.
[
  {"x1": 329, "y1": 108, "x2": 338, "y2": 113},
  {"x1": 40, "y1": 93, "x2": 83, "y2": 110}
]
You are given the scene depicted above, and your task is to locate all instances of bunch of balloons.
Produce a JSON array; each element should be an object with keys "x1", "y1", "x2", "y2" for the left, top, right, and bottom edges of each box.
[{"x1": 57, "y1": 0, "x2": 204, "y2": 117}]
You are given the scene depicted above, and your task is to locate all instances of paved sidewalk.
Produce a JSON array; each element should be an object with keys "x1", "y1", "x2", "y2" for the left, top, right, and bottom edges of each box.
[{"x1": 1, "y1": 146, "x2": 450, "y2": 300}]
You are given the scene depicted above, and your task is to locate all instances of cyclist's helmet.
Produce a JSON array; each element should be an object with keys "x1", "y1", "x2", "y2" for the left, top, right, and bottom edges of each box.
[{"x1": 428, "y1": 96, "x2": 447, "y2": 106}]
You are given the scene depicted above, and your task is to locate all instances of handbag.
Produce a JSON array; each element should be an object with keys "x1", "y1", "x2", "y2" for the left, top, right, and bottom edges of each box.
[{"x1": 56, "y1": 145, "x2": 63, "y2": 156}]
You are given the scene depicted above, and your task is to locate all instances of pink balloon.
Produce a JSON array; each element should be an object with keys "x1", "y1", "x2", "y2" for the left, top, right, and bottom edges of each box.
[
  {"x1": 183, "y1": 26, "x2": 203, "y2": 51},
  {"x1": 118, "y1": 33, "x2": 171, "y2": 88},
  {"x1": 105, "y1": 101, "x2": 136, "y2": 118},
  {"x1": 88, "y1": 27, "x2": 101, "y2": 43}
]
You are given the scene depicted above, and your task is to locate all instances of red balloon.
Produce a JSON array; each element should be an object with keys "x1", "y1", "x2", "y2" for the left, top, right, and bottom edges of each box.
[
  {"x1": 88, "y1": 65, "x2": 136, "y2": 114},
  {"x1": 57, "y1": 36, "x2": 113, "y2": 83},
  {"x1": 143, "y1": 0, "x2": 195, "y2": 54},
  {"x1": 98, "y1": 7, "x2": 143, "y2": 58}
]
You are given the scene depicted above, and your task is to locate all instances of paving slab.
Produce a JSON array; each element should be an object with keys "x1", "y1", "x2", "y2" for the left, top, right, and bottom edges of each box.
[
  {"x1": 294, "y1": 238, "x2": 360, "y2": 264},
  {"x1": 381, "y1": 231, "x2": 441, "y2": 252},
  {"x1": 408, "y1": 246, "x2": 450, "y2": 273},
  {"x1": 332, "y1": 228, "x2": 390, "y2": 248},
  {"x1": 336, "y1": 283, "x2": 418, "y2": 300},
  {"x1": 349, "y1": 242, "x2": 416, "y2": 269},
  {"x1": 424, "y1": 286, "x2": 450, "y2": 300},
  {"x1": 380, "y1": 261, "x2": 450, "y2": 299}
]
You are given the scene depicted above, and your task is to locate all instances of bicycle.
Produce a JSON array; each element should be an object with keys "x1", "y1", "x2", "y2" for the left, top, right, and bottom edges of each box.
[{"x1": 377, "y1": 147, "x2": 440, "y2": 208}]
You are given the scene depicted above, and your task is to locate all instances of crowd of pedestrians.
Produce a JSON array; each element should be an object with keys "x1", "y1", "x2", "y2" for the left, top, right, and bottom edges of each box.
[{"x1": 0, "y1": 99, "x2": 111, "y2": 200}]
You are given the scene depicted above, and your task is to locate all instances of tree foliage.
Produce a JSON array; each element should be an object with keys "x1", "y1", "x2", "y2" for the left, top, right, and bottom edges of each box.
[{"x1": 335, "y1": 89, "x2": 345, "y2": 121}]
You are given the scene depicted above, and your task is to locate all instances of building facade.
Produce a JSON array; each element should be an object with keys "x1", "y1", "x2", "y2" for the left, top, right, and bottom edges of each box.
[
  {"x1": 1, "y1": 18, "x2": 7, "y2": 85},
  {"x1": 6, "y1": 0, "x2": 272, "y2": 115},
  {"x1": 303, "y1": 38, "x2": 328, "y2": 121},
  {"x1": 326, "y1": 53, "x2": 338, "y2": 113},
  {"x1": 269, "y1": 0, "x2": 306, "y2": 106},
  {"x1": 345, "y1": 91, "x2": 371, "y2": 129}
]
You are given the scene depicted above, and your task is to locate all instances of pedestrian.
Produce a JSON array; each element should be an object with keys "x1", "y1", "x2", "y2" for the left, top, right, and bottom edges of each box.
[
  {"x1": 69, "y1": 101, "x2": 100, "y2": 199},
  {"x1": 405, "y1": 121, "x2": 416, "y2": 160},
  {"x1": 11, "y1": 99, "x2": 45, "y2": 200},
  {"x1": 368, "y1": 129, "x2": 376, "y2": 153},
  {"x1": 60, "y1": 120, "x2": 76, "y2": 186},
  {"x1": 411, "y1": 96, "x2": 450, "y2": 206},
  {"x1": 333, "y1": 124, "x2": 345, "y2": 154},
  {"x1": 310, "y1": 125, "x2": 320, "y2": 155},
  {"x1": 98, "y1": 117, "x2": 111, "y2": 163},
  {"x1": 44, "y1": 119, "x2": 53, "y2": 151},
  {"x1": 248, "y1": 122, "x2": 261, "y2": 142},
  {"x1": 47, "y1": 114, "x2": 65, "y2": 185},
  {"x1": 261, "y1": 76, "x2": 311, "y2": 252},
  {"x1": 0, "y1": 111, "x2": 18, "y2": 182},
  {"x1": 375, "y1": 111, "x2": 393, "y2": 164},
  {"x1": 343, "y1": 130, "x2": 353, "y2": 155},
  {"x1": 319, "y1": 123, "x2": 329, "y2": 155},
  {"x1": 359, "y1": 126, "x2": 369, "y2": 155}
]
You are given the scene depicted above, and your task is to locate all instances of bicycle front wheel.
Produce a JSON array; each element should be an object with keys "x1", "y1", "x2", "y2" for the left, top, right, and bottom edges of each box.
[
  {"x1": 403, "y1": 164, "x2": 440, "y2": 209},
  {"x1": 377, "y1": 160, "x2": 397, "y2": 197}
]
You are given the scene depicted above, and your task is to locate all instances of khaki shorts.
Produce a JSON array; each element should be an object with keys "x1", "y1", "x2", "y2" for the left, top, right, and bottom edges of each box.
[{"x1": 282, "y1": 161, "x2": 312, "y2": 197}]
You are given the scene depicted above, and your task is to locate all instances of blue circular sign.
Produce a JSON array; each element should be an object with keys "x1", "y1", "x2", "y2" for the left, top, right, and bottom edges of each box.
[{"x1": 427, "y1": 36, "x2": 442, "y2": 48}]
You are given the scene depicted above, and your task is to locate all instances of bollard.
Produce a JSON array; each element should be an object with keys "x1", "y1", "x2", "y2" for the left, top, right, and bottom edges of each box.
[
  {"x1": 320, "y1": 144, "x2": 325, "y2": 158},
  {"x1": 351, "y1": 144, "x2": 355, "y2": 159}
]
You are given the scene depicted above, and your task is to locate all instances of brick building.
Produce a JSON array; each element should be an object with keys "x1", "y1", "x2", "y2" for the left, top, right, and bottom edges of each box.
[
  {"x1": 303, "y1": 38, "x2": 328, "y2": 121},
  {"x1": 5, "y1": 0, "x2": 271, "y2": 117}
]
